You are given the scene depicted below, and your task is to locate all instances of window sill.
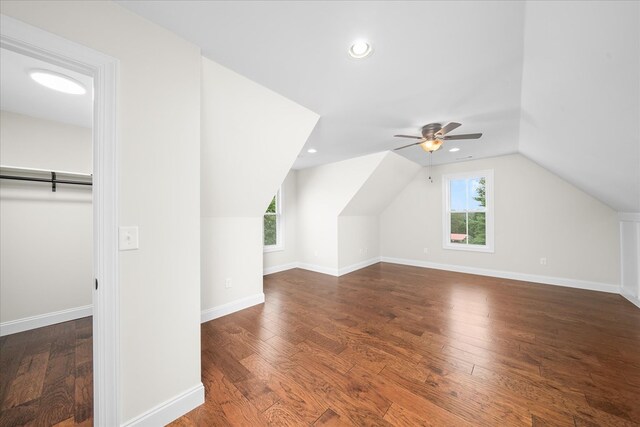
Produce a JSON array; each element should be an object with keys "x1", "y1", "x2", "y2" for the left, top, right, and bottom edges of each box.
[
  {"x1": 263, "y1": 245, "x2": 284, "y2": 253},
  {"x1": 443, "y1": 243, "x2": 494, "y2": 253}
]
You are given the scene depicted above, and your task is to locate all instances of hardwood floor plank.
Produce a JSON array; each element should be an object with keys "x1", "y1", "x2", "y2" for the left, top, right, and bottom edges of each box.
[
  {"x1": 74, "y1": 361, "x2": 92, "y2": 424},
  {"x1": 0, "y1": 317, "x2": 94, "y2": 426},
  {"x1": 0, "y1": 399, "x2": 39, "y2": 427},
  {"x1": 314, "y1": 408, "x2": 351, "y2": 426},
  {"x1": 233, "y1": 377, "x2": 280, "y2": 412},
  {"x1": 34, "y1": 353, "x2": 75, "y2": 426},
  {"x1": 2, "y1": 347, "x2": 50, "y2": 409},
  {"x1": 383, "y1": 402, "x2": 470, "y2": 427},
  {"x1": 239, "y1": 353, "x2": 327, "y2": 424}
]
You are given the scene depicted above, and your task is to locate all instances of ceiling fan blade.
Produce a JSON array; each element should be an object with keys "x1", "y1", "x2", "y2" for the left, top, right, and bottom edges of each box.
[
  {"x1": 393, "y1": 141, "x2": 424, "y2": 151},
  {"x1": 441, "y1": 133, "x2": 482, "y2": 140},
  {"x1": 436, "y1": 122, "x2": 461, "y2": 136},
  {"x1": 393, "y1": 134, "x2": 423, "y2": 139}
]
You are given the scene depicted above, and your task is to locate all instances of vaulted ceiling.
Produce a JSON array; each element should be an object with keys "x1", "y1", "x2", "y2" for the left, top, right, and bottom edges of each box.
[{"x1": 119, "y1": 1, "x2": 638, "y2": 212}]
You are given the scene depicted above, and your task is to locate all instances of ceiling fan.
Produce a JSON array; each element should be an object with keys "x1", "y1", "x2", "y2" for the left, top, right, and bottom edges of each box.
[{"x1": 393, "y1": 122, "x2": 482, "y2": 153}]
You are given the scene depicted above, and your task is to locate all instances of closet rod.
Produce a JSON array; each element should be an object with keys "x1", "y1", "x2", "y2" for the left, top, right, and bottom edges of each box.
[{"x1": 0, "y1": 167, "x2": 92, "y2": 192}]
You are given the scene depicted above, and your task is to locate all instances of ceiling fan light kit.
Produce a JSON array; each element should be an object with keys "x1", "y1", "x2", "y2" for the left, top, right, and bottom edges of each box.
[
  {"x1": 420, "y1": 139, "x2": 442, "y2": 152},
  {"x1": 393, "y1": 122, "x2": 482, "y2": 153}
]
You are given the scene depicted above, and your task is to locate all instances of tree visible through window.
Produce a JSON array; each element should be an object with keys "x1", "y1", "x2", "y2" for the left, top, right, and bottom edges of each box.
[
  {"x1": 444, "y1": 170, "x2": 493, "y2": 252},
  {"x1": 264, "y1": 190, "x2": 280, "y2": 247}
]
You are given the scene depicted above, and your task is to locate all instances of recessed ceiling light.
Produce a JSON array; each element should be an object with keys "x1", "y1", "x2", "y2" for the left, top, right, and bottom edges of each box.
[
  {"x1": 29, "y1": 69, "x2": 87, "y2": 95},
  {"x1": 307, "y1": 148, "x2": 317, "y2": 154},
  {"x1": 348, "y1": 40, "x2": 373, "y2": 59},
  {"x1": 449, "y1": 147, "x2": 460, "y2": 152}
]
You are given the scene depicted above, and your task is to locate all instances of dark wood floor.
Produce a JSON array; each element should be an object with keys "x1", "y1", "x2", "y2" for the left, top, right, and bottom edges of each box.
[
  {"x1": 0, "y1": 317, "x2": 92, "y2": 427},
  {"x1": 174, "y1": 263, "x2": 640, "y2": 426},
  {"x1": 3, "y1": 264, "x2": 637, "y2": 426}
]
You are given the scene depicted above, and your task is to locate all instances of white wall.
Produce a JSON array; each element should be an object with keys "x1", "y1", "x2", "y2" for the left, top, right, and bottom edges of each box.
[
  {"x1": 337, "y1": 215, "x2": 379, "y2": 270},
  {"x1": 1, "y1": 1, "x2": 203, "y2": 423},
  {"x1": 264, "y1": 170, "x2": 298, "y2": 272},
  {"x1": 202, "y1": 217, "x2": 263, "y2": 308},
  {"x1": 380, "y1": 154, "x2": 620, "y2": 289},
  {"x1": 337, "y1": 152, "x2": 421, "y2": 271},
  {"x1": 201, "y1": 57, "x2": 318, "y2": 312},
  {"x1": 0, "y1": 111, "x2": 92, "y2": 326},
  {"x1": 296, "y1": 152, "x2": 386, "y2": 272},
  {"x1": 620, "y1": 214, "x2": 640, "y2": 306},
  {"x1": 294, "y1": 151, "x2": 420, "y2": 274},
  {"x1": 0, "y1": 110, "x2": 92, "y2": 172}
]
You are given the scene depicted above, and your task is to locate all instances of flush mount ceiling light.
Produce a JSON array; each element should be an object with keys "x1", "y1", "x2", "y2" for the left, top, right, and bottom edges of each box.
[
  {"x1": 29, "y1": 69, "x2": 87, "y2": 95},
  {"x1": 449, "y1": 147, "x2": 460, "y2": 152},
  {"x1": 307, "y1": 148, "x2": 317, "y2": 154},
  {"x1": 348, "y1": 40, "x2": 373, "y2": 59}
]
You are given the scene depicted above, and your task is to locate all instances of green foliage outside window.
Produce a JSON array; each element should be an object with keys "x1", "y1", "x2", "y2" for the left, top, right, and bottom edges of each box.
[
  {"x1": 468, "y1": 178, "x2": 486, "y2": 245},
  {"x1": 264, "y1": 195, "x2": 278, "y2": 246},
  {"x1": 450, "y1": 177, "x2": 486, "y2": 246}
]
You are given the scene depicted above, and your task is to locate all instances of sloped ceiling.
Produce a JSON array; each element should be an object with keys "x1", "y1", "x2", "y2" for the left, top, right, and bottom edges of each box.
[
  {"x1": 201, "y1": 58, "x2": 319, "y2": 217},
  {"x1": 119, "y1": 1, "x2": 639, "y2": 212},
  {"x1": 519, "y1": 1, "x2": 639, "y2": 213},
  {"x1": 341, "y1": 152, "x2": 421, "y2": 216}
]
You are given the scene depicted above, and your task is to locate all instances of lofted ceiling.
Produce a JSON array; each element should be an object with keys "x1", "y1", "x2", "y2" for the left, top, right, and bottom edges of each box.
[
  {"x1": 0, "y1": 48, "x2": 93, "y2": 129},
  {"x1": 116, "y1": 1, "x2": 638, "y2": 212},
  {"x1": 118, "y1": 0, "x2": 526, "y2": 170}
]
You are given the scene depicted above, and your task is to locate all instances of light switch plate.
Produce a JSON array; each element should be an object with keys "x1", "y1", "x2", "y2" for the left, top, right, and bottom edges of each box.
[{"x1": 119, "y1": 226, "x2": 139, "y2": 251}]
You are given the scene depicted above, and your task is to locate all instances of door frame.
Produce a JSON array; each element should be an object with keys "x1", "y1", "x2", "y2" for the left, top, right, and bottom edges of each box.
[{"x1": 1, "y1": 14, "x2": 119, "y2": 426}]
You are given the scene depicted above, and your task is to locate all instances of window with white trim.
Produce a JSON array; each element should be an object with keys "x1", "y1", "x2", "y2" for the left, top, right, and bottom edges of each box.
[
  {"x1": 263, "y1": 188, "x2": 283, "y2": 252},
  {"x1": 443, "y1": 170, "x2": 494, "y2": 252}
]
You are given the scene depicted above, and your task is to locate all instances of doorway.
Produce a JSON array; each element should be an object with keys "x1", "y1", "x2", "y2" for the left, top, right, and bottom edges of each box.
[
  {"x1": 0, "y1": 46, "x2": 94, "y2": 425},
  {"x1": 0, "y1": 14, "x2": 119, "y2": 426}
]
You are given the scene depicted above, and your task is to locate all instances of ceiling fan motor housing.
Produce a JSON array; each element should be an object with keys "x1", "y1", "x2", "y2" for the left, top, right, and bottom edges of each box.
[{"x1": 421, "y1": 123, "x2": 443, "y2": 139}]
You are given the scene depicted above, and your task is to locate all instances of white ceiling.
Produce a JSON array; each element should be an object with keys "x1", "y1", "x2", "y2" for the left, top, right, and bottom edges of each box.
[
  {"x1": 0, "y1": 3, "x2": 634, "y2": 213},
  {"x1": 518, "y1": 1, "x2": 639, "y2": 213},
  {"x1": 0, "y1": 48, "x2": 93, "y2": 129},
  {"x1": 40, "y1": 1, "x2": 640, "y2": 212},
  {"x1": 118, "y1": 0, "x2": 526, "y2": 170}
]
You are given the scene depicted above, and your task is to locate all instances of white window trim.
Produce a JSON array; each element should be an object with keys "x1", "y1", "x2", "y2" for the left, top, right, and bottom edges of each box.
[
  {"x1": 442, "y1": 169, "x2": 494, "y2": 253},
  {"x1": 264, "y1": 187, "x2": 285, "y2": 252}
]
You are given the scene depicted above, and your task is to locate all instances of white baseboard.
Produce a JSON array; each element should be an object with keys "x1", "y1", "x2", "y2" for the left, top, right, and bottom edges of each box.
[
  {"x1": 264, "y1": 255, "x2": 625, "y2": 299},
  {"x1": 621, "y1": 291, "x2": 640, "y2": 309},
  {"x1": 263, "y1": 262, "x2": 299, "y2": 275},
  {"x1": 0, "y1": 304, "x2": 93, "y2": 337},
  {"x1": 265, "y1": 259, "x2": 381, "y2": 278},
  {"x1": 121, "y1": 383, "x2": 204, "y2": 427},
  {"x1": 338, "y1": 257, "x2": 381, "y2": 276},
  {"x1": 379, "y1": 256, "x2": 620, "y2": 294},
  {"x1": 201, "y1": 292, "x2": 265, "y2": 323},
  {"x1": 297, "y1": 262, "x2": 339, "y2": 277}
]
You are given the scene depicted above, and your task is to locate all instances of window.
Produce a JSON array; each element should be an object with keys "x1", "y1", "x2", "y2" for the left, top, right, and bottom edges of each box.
[
  {"x1": 263, "y1": 188, "x2": 283, "y2": 252},
  {"x1": 443, "y1": 170, "x2": 494, "y2": 252}
]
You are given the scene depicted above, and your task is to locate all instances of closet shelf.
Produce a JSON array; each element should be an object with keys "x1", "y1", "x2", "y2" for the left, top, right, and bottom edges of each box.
[{"x1": 0, "y1": 165, "x2": 92, "y2": 192}]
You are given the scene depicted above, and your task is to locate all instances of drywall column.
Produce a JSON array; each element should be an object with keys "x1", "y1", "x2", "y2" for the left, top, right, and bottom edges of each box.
[
  {"x1": 200, "y1": 58, "x2": 318, "y2": 318},
  {"x1": 620, "y1": 213, "x2": 640, "y2": 307}
]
